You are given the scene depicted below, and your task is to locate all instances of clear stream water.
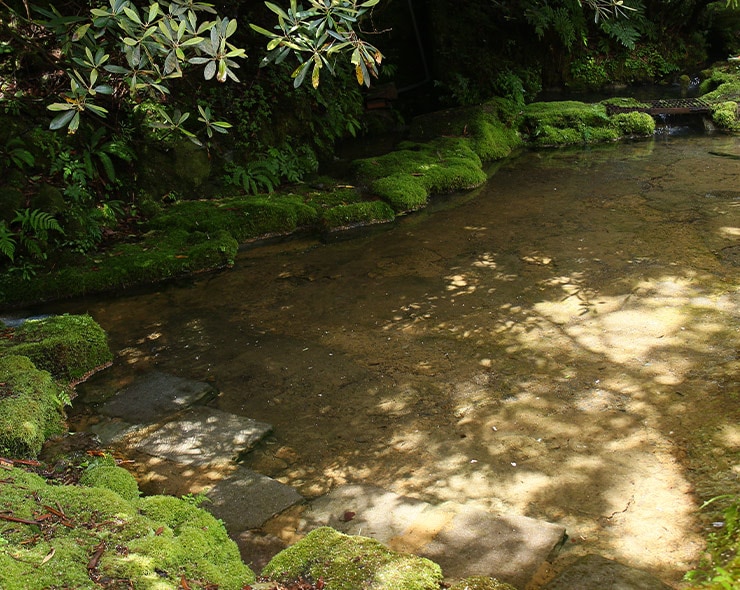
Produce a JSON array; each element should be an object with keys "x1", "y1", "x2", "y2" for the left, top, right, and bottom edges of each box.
[{"x1": 29, "y1": 128, "x2": 740, "y2": 587}]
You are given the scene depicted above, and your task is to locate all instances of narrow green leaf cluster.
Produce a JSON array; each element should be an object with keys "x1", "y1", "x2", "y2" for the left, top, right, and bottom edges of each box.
[{"x1": 251, "y1": 0, "x2": 383, "y2": 89}]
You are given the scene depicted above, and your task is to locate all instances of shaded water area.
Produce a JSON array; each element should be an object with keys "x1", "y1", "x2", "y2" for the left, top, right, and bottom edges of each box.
[{"x1": 46, "y1": 132, "x2": 738, "y2": 586}]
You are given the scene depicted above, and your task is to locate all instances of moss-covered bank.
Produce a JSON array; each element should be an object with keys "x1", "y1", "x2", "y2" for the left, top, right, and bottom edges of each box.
[
  {"x1": 0, "y1": 314, "x2": 112, "y2": 457},
  {"x1": 2, "y1": 68, "x2": 739, "y2": 309},
  {"x1": 0, "y1": 464, "x2": 256, "y2": 589}
]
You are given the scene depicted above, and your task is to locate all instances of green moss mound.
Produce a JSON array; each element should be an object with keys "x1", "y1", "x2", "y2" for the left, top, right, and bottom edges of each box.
[
  {"x1": 355, "y1": 138, "x2": 488, "y2": 213},
  {"x1": 3, "y1": 314, "x2": 112, "y2": 382},
  {"x1": 262, "y1": 526, "x2": 443, "y2": 590},
  {"x1": 79, "y1": 464, "x2": 140, "y2": 501},
  {"x1": 0, "y1": 355, "x2": 64, "y2": 458},
  {"x1": 610, "y1": 111, "x2": 656, "y2": 136},
  {"x1": 0, "y1": 467, "x2": 255, "y2": 590},
  {"x1": 519, "y1": 101, "x2": 620, "y2": 146},
  {"x1": 321, "y1": 201, "x2": 395, "y2": 230},
  {"x1": 711, "y1": 101, "x2": 740, "y2": 130}
]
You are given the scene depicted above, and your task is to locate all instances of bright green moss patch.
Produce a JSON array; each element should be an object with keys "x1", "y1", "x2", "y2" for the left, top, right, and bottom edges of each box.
[
  {"x1": 0, "y1": 355, "x2": 64, "y2": 458},
  {"x1": 79, "y1": 464, "x2": 140, "y2": 501},
  {"x1": 610, "y1": 111, "x2": 656, "y2": 136},
  {"x1": 355, "y1": 137, "x2": 488, "y2": 213},
  {"x1": 711, "y1": 101, "x2": 740, "y2": 130},
  {"x1": 0, "y1": 467, "x2": 255, "y2": 590},
  {"x1": 262, "y1": 526, "x2": 443, "y2": 590},
  {"x1": 519, "y1": 101, "x2": 621, "y2": 146},
  {"x1": 3, "y1": 314, "x2": 112, "y2": 382}
]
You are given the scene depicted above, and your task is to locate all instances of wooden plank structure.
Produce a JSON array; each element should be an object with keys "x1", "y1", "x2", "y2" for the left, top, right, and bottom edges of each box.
[{"x1": 606, "y1": 98, "x2": 712, "y2": 116}]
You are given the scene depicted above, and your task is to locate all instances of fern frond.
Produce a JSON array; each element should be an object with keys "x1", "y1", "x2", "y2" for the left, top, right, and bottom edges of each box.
[
  {"x1": 0, "y1": 222, "x2": 16, "y2": 262},
  {"x1": 13, "y1": 208, "x2": 64, "y2": 234}
]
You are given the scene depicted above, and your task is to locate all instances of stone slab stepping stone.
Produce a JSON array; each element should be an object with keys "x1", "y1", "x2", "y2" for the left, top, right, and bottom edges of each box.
[
  {"x1": 205, "y1": 466, "x2": 303, "y2": 531},
  {"x1": 134, "y1": 406, "x2": 272, "y2": 466},
  {"x1": 98, "y1": 371, "x2": 216, "y2": 424},
  {"x1": 298, "y1": 484, "x2": 566, "y2": 590},
  {"x1": 543, "y1": 554, "x2": 673, "y2": 590},
  {"x1": 88, "y1": 418, "x2": 140, "y2": 445},
  {"x1": 299, "y1": 484, "x2": 432, "y2": 543},
  {"x1": 415, "y1": 503, "x2": 567, "y2": 589}
]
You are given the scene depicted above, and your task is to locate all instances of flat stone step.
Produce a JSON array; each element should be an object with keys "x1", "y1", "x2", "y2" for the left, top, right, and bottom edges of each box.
[
  {"x1": 98, "y1": 371, "x2": 216, "y2": 423},
  {"x1": 205, "y1": 466, "x2": 304, "y2": 531},
  {"x1": 290, "y1": 483, "x2": 566, "y2": 589},
  {"x1": 543, "y1": 554, "x2": 673, "y2": 589},
  {"x1": 134, "y1": 406, "x2": 272, "y2": 466}
]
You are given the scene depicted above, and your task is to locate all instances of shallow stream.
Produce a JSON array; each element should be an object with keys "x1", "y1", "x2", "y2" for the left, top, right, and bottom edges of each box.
[{"x1": 43, "y1": 130, "x2": 739, "y2": 587}]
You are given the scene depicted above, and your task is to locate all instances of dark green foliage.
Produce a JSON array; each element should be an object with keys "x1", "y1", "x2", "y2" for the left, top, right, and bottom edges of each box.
[{"x1": 0, "y1": 355, "x2": 65, "y2": 458}]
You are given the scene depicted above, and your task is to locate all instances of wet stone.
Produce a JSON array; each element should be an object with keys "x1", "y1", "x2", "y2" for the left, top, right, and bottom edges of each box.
[
  {"x1": 296, "y1": 484, "x2": 566, "y2": 589},
  {"x1": 98, "y1": 371, "x2": 216, "y2": 423},
  {"x1": 134, "y1": 407, "x2": 272, "y2": 466},
  {"x1": 543, "y1": 554, "x2": 673, "y2": 590},
  {"x1": 298, "y1": 484, "x2": 432, "y2": 543},
  {"x1": 205, "y1": 466, "x2": 303, "y2": 531},
  {"x1": 417, "y1": 504, "x2": 567, "y2": 589}
]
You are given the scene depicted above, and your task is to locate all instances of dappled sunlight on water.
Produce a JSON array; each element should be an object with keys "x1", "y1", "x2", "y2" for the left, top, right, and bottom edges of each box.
[{"x1": 54, "y1": 133, "x2": 739, "y2": 586}]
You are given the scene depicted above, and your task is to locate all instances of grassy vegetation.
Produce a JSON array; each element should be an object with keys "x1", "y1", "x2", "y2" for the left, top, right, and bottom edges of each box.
[{"x1": 685, "y1": 496, "x2": 740, "y2": 588}]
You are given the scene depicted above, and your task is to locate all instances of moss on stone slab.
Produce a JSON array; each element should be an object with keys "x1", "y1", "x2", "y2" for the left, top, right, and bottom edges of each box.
[
  {"x1": 0, "y1": 355, "x2": 65, "y2": 458},
  {"x1": 448, "y1": 576, "x2": 518, "y2": 590},
  {"x1": 4, "y1": 314, "x2": 112, "y2": 383},
  {"x1": 262, "y1": 526, "x2": 443, "y2": 590},
  {"x1": 321, "y1": 201, "x2": 395, "y2": 230},
  {"x1": 0, "y1": 467, "x2": 256, "y2": 589}
]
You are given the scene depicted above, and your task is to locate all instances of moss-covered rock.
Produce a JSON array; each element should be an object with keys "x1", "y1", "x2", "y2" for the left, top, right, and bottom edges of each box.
[
  {"x1": 321, "y1": 201, "x2": 395, "y2": 230},
  {"x1": 80, "y1": 464, "x2": 141, "y2": 501},
  {"x1": 0, "y1": 355, "x2": 65, "y2": 458},
  {"x1": 711, "y1": 101, "x2": 740, "y2": 130},
  {"x1": 262, "y1": 526, "x2": 443, "y2": 590},
  {"x1": 370, "y1": 174, "x2": 429, "y2": 212},
  {"x1": 610, "y1": 111, "x2": 656, "y2": 136},
  {"x1": 355, "y1": 137, "x2": 488, "y2": 213},
  {"x1": 3, "y1": 314, "x2": 112, "y2": 383},
  {"x1": 0, "y1": 467, "x2": 255, "y2": 589},
  {"x1": 448, "y1": 576, "x2": 518, "y2": 590},
  {"x1": 519, "y1": 101, "x2": 619, "y2": 146}
]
